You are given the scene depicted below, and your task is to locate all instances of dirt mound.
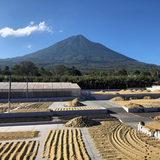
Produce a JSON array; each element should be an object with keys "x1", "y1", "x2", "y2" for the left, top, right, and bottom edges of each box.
[
  {"x1": 119, "y1": 89, "x2": 125, "y2": 93},
  {"x1": 129, "y1": 96, "x2": 137, "y2": 100},
  {"x1": 136, "y1": 89, "x2": 143, "y2": 93},
  {"x1": 143, "y1": 89, "x2": 151, "y2": 93},
  {"x1": 143, "y1": 96, "x2": 152, "y2": 99},
  {"x1": 125, "y1": 89, "x2": 133, "y2": 93},
  {"x1": 154, "y1": 115, "x2": 160, "y2": 122},
  {"x1": 125, "y1": 103, "x2": 143, "y2": 108},
  {"x1": 153, "y1": 89, "x2": 160, "y2": 92},
  {"x1": 64, "y1": 116, "x2": 100, "y2": 127},
  {"x1": 110, "y1": 96, "x2": 125, "y2": 101},
  {"x1": 63, "y1": 98, "x2": 85, "y2": 107}
]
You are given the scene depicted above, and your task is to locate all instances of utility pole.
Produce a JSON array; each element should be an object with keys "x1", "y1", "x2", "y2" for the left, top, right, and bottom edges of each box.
[
  {"x1": 8, "y1": 75, "x2": 11, "y2": 113},
  {"x1": 24, "y1": 76, "x2": 29, "y2": 99}
]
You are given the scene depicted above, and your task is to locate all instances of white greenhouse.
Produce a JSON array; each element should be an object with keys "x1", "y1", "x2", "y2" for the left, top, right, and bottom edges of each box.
[{"x1": 0, "y1": 82, "x2": 81, "y2": 99}]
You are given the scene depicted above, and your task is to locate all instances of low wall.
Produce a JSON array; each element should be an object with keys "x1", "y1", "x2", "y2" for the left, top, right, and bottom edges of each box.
[
  {"x1": 123, "y1": 106, "x2": 160, "y2": 113},
  {"x1": 53, "y1": 108, "x2": 108, "y2": 116},
  {"x1": 122, "y1": 106, "x2": 143, "y2": 113},
  {"x1": 0, "y1": 111, "x2": 53, "y2": 119},
  {"x1": 0, "y1": 96, "x2": 76, "y2": 103},
  {"x1": 92, "y1": 93, "x2": 160, "y2": 100},
  {"x1": 0, "y1": 108, "x2": 108, "y2": 118},
  {"x1": 144, "y1": 107, "x2": 159, "y2": 112}
]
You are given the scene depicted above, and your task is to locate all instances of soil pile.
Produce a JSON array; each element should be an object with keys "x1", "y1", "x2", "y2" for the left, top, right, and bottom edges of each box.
[
  {"x1": 136, "y1": 89, "x2": 143, "y2": 93},
  {"x1": 129, "y1": 96, "x2": 137, "y2": 100},
  {"x1": 64, "y1": 116, "x2": 100, "y2": 127},
  {"x1": 143, "y1": 89, "x2": 151, "y2": 93},
  {"x1": 125, "y1": 103, "x2": 143, "y2": 108},
  {"x1": 153, "y1": 89, "x2": 160, "y2": 92},
  {"x1": 110, "y1": 96, "x2": 125, "y2": 101},
  {"x1": 124, "y1": 89, "x2": 133, "y2": 93},
  {"x1": 119, "y1": 89, "x2": 125, "y2": 93},
  {"x1": 154, "y1": 115, "x2": 160, "y2": 122},
  {"x1": 143, "y1": 96, "x2": 152, "y2": 99},
  {"x1": 63, "y1": 98, "x2": 85, "y2": 107}
]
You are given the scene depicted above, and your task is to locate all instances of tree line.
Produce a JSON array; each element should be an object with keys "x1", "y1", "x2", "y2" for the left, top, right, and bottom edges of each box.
[{"x1": 0, "y1": 61, "x2": 159, "y2": 89}]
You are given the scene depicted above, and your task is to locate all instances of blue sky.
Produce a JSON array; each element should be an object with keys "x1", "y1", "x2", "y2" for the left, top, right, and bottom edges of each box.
[{"x1": 0, "y1": 0, "x2": 160, "y2": 65}]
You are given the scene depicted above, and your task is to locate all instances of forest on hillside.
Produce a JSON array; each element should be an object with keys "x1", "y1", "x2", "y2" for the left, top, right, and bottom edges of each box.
[{"x1": 0, "y1": 61, "x2": 159, "y2": 89}]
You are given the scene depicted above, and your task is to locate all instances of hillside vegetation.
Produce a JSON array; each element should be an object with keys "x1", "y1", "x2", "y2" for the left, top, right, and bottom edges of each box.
[{"x1": 0, "y1": 35, "x2": 160, "y2": 71}]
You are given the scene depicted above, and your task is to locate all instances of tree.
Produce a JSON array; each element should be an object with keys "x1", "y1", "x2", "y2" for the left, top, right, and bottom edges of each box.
[
  {"x1": 54, "y1": 65, "x2": 67, "y2": 76},
  {"x1": 67, "y1": 66, "x2": 82, "y2": 76},
  {"x1": 133, "y1": 70, "x2": 140, "y2": 76},
  {"x1": 20, "y1": 61, "x2": 39, "y2": 76},
  {"x1": 106, "y1": 69, "x2": 116, "y2": 76},
  {"x1": 11, "y1": 64, "x2": 21, "y2": 75},
  {"x1": 3, "y1": 66, "x2": 11, "y2": 75},
  {"x1": 87, "y1": 68, "x2": 98, "y2": 76},
  {"x1": 141, "y1": 71, "x2": 151, "y2": 76},
  {"x1": 117, "y1": 69, "x2": 128, "y2": 76},
  {"x1": 39, "y1": 66, "x2": 45, "y2": 76},
  {"x1": 150, "y1": 68, "x2": 158, "y2": 76}
]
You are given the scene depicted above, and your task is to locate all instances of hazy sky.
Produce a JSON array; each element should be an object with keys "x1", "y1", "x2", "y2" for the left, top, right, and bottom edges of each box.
[{"x1": 0, "y1": 0, "x2": 160, "y2": 65}]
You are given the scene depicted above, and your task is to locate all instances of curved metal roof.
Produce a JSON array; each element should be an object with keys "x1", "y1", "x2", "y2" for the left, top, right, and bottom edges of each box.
[{"x1": 0, "y1": 82, "x2": 81, "y2": 92}]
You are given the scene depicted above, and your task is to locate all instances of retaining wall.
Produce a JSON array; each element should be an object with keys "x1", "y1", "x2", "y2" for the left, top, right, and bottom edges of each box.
[
  {"x1": 122, "y1": 106, "x2": 143, "y2": 113},
  {"x1": 92, "y1": 93, "x2": 160, "y2": 100},
  {"x1": 53, "y1": 108, "x2": 108, "y2": 116},
  {"x1": 0, "y1": 111, "x2": 53, "y2": 119},
  {"x1": 123, "y1": 106, "x2": 160, "y2": 113},
  {"x1": 0, "y1": 96, "x2": 76, "y2": 103}
]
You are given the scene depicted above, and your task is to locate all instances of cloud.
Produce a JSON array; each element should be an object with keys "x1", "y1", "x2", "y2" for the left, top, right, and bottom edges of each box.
[
  {"x1": 0, "y1": 21, "x2": 52, "y2": 37},
  {"x1": 59, "y1": 30, "x2": 63, "y2": 33},
  {"x1": 30, "y1": 21, "x2": 34, "y2": 25},
  {"x1": 23, "y1": 44, "x2": 32, "y2": 49},
  {"x1": 27, "y1": 44, "x2": 32, "y2": 48}
]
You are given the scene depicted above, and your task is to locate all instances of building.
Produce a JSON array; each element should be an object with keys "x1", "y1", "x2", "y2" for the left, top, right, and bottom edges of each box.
[{"x1": 0, "y1": 82, "x2": 81, "y2": 101}]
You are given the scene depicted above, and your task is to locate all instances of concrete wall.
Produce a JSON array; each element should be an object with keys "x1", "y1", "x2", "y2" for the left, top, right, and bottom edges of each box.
[
  {"x1": 92, "y1": 93, "x2": 160, "y2": 100},
  {"x1": 123, "y1": 106, "x2": 160, "y2": 113},
  {"x1": 122, "y1": 106, "x2": 142, "y2": 113},
  {"x1": 0, "y1": 96, "x2": 77, "y2": 103},
  {"x1": 0, "y1": 111, "x2": 53, "y2": 119},
  {"x1": 53, "y1": 108, "x2": 108, "y2": 116}
]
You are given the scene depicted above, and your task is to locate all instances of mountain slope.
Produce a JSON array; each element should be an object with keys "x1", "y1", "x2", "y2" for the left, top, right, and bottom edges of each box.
[{"x1": 0, "y1": 35, "x2": 159, "y2": 71}]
